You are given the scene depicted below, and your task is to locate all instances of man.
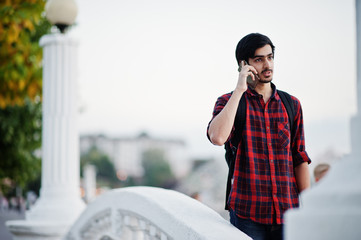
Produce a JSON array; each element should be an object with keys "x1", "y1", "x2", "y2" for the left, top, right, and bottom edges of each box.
[{"x1": 207, "y1": 33, "x2": 311, "y2": 240}]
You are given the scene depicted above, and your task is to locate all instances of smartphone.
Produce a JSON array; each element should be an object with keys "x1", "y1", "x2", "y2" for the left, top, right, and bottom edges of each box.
[{"x1": 238, "y1": 60, "x2": 259, "y2": 89}]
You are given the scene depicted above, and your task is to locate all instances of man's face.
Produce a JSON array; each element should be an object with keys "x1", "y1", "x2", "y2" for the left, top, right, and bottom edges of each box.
[{"x1": 248, "y1": 44, "x2": 274, "y2": 83}]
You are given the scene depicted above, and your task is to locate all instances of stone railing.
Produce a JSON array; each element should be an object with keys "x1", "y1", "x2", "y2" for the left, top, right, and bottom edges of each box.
[{"x1": 65, "y1": 187, "x2": 251, "y2": 240}]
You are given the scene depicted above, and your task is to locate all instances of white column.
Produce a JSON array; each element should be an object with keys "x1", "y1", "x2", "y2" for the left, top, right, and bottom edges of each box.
[
  {"x1": 284, "y1": 1, "x2": 361, "y2": 239},
  {"x1": 6, "y1": 33, "x2": 85, "y2": 240},
  {"x1": 351, "y1": 0, "x2": 361, "y2": 158},
  {"x1": 357, "y1": 0, "x2": 361, "y2": 114},
  {"x1": 83, "y1": 165, "x2": 97, "y2": 203}
]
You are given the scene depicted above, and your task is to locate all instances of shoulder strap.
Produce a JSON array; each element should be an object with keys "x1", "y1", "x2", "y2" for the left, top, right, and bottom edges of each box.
[
  {"x1": 277, "y1": 90, "x2": 296, "y2": 138},
  {"x1": 224, "y1": 93, "x2": 246, "y2": 210}
]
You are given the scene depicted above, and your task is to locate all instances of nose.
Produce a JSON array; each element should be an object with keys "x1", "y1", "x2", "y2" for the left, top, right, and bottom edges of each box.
[{"x1": 264, "y1": 59, "x2": 271, "y2": 69}]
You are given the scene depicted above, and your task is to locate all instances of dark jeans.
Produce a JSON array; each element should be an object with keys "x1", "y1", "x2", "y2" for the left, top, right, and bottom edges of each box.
[{"x1": 229, "y1": 210, "x2": 283, "y2": 240}]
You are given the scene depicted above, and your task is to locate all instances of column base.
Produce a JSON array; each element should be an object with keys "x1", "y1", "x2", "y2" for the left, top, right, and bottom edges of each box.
[
  {"x1": 6, "y1": 196, "x2": 85, "y2": 240},
  {"x1": 25, "y1": 195, "x2": 85, "y2": 222},
  {"x1": 5, "y1": 220, "x2": 69, "y2": 240}
]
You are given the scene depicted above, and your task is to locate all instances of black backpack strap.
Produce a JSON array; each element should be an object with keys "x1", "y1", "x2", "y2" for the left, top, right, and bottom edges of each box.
[
  {"x1": 224, "y1": 142, "x2": 233, "y2": 210},
  {"x1": 224, "y1": 93, "x2": 246, "y2": 210},
  {"x1": 277, "y1": 90, "x2": 296, "y2": 139}
]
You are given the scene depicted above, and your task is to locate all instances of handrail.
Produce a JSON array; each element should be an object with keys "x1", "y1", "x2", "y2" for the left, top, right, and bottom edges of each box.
[{"x1": 65, "y1": 186, "x2": 251, "y2": 240}]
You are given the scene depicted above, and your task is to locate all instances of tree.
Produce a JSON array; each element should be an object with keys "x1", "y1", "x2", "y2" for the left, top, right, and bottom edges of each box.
[
  {"x1": 141, "y1": 148, "x2": 176, "y2": 188},
  {"x1": 0, "y1": 0, "x2": 51, "y2": 196},
  {"x1": 0, "y1": 0, "x2": 51, "y2": 107},
  {"x1": 80, "y1": 146, "x2": 119, "y2": 188},
  {"x1": 0, "y1": 99, "x2": 42, "y2": 195}
]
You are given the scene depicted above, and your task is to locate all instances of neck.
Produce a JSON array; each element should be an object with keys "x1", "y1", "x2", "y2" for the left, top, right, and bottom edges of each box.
[{"x1": 255, "y1": 82, "x2": 273, "y2": 103}]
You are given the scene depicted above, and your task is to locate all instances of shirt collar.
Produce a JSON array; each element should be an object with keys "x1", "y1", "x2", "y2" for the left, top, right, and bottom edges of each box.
[{"x1": 246, "y1": 83, "x2": 279, "y2": 100}]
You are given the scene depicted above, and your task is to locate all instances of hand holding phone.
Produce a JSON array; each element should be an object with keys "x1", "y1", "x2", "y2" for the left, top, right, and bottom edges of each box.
[{"x1": 238, "y1": 60, "x2": 259, "y2": 89}]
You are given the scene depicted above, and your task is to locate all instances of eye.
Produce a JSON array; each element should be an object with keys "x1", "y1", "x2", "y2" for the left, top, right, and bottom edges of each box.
[{"x1": 255, "y1": 58, "x2": 261, "y2": 62}]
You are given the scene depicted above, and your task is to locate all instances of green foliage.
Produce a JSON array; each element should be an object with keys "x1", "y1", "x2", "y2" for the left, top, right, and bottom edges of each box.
[
  {"x1": 0, "y1": 0, "x2": 50, "y2": 197},
  {"x1": 0, "y1": 0, "x2": 51, "y2": 108},
  {"x1": 141, "y1": 148, "x2": 176, "y2": 188},
  {"x1": 0, "y1": 98, "x2": 42, "y2": 196},
  {"x1": 80, "y1": 146, "x2": 119, "y2": 188}
]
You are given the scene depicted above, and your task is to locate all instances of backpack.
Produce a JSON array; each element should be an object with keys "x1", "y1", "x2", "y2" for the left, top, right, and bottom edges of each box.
[{"x1": 224, "y1": 90, "x2": 296, "y2": 210}]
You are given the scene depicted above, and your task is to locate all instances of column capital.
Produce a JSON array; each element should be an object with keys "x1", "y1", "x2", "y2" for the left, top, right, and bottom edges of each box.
[{"x1": 40, "y1": 33, "x2": 79, "y2": 47}]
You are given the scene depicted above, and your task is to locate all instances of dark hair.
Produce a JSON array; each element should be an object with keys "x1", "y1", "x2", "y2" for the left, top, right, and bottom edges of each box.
[{"x1": 235, "y1": 33, "x2": 275, "y2": 65}]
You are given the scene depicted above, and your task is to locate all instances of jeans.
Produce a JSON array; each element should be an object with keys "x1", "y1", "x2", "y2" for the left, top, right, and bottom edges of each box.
[{"x1": 229, "y1": 210, "x2": 283, "y2": 240}]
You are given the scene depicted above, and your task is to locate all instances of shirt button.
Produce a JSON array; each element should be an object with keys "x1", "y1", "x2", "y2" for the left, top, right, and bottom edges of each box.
[
  {"x1": 269, "y1": 143, "x2": 272, "y2": 146},
  {"x1": 270, "y1": 160, "x2": 274, "y2": 163},
  {"x1": 266, "y1": 126, "x2": 270, "y2": 130},
  {"x1": 273, "y1": 194, "x2": 277, "y2": 198}
]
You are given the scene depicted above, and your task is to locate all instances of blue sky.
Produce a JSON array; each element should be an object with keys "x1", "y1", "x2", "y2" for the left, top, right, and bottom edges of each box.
[{"x1": 71, "y1": 0, "x2": 357, "y2": 163}]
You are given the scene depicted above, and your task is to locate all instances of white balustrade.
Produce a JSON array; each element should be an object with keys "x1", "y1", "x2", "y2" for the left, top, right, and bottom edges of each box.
[{"x1": 66, "y1": 187, "x2": 251, "y2": 240}]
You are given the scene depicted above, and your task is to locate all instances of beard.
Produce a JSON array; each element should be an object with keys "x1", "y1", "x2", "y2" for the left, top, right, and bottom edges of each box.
[
  {"x1": 258, "y1": 69, "x2": 273, "y2": 83},
  {"x1": 258, "y1": 78, "x2": 273, "y2": 83}
]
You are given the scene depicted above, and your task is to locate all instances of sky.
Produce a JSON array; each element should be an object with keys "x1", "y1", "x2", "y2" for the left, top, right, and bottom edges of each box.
[{"x1": 70, "y1": 0, "x2": 357, "y2": 164}]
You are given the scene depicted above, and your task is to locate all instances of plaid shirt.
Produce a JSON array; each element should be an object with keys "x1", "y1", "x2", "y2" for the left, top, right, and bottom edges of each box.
[{"x1": 208, "y1": 84, "x2": 311, "y2": 225}]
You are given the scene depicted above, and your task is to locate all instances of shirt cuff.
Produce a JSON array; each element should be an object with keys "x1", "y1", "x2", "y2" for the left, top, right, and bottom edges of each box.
[{"x1": 293, "y1": 151, "x2": 311, "y2": 167}]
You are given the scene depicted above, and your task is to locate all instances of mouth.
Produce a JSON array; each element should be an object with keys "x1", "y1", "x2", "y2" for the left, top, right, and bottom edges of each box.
[{"x1": 262, "y1": 70, "x2": 273, "y2": 78}]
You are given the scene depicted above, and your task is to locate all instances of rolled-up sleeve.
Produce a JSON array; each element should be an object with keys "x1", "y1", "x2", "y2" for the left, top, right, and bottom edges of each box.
[{"x1": 291, "y1": 96, "x2": 311, "y2": 167}]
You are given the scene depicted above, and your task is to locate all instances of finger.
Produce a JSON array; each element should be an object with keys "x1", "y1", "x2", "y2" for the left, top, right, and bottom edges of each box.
[
  {"x1": 248, "y1": 71, "x2": 255, "y2": 81},
  {"x1": 240, "y1": 62, "x2": 252, "y2": 73},
  {"x1": 250, "y1": 71, "x2": 260, "y2": 80},
  {"x1": 248, "y1": 65, "x2": 258, "y2": 75}
]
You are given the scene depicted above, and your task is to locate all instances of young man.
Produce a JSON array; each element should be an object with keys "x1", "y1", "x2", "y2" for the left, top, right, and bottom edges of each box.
[{"x1": 207, "y1": 33, "x2": 311, "y2": 240}]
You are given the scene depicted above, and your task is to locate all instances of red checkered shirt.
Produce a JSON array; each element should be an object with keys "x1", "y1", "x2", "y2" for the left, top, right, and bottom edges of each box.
[{"x1": 208, "y1": 84, "x2": 311, "y2": 225}]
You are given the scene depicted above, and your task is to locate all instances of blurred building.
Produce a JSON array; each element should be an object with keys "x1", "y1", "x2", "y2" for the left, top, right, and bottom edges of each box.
[
  {"x1": 175, "y1": 157, "x2": 229, "y2": 219},
  {"x1": 80, "y1": 132, "x2": 191, "y2": 179}
]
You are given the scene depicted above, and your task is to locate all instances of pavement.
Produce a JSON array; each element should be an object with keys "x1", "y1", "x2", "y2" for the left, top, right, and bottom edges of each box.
[{"x1": 0, "y1": 210, "x2": 25, "y2": 240}]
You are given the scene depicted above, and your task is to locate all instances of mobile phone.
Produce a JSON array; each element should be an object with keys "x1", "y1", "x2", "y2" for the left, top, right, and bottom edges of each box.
[{"x1": 238, "y1": 60, "x2": 259, "y2": 89}]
